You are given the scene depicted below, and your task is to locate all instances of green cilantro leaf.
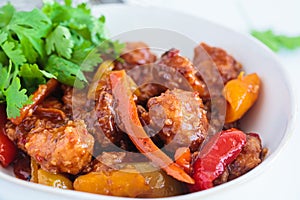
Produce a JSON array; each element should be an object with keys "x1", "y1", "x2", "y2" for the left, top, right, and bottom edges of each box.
[
  {"x1": 7, "y1": 9, "x2": 51, "y2": 58},
  {"x1": 0, "y1": 62, "x2": 11, "y2": 102},
  {"x1": 40, "y1": 70, "x2": 57, "y2": 79},
  {"x1": 0, "y1": 63, "x2": 10, "y2": 91},
  {"x1": 46, "y1": 25, "x2": 74, "y2": 59},
  {"x1": 74, "y1": 47, "x2": 103, "y2": 72},
  {"x1": 19, "y1": 35, "x2": 39, "y2": 63},
  {"x1": 0, "y1": 60, "x2": 14, "y2": 92},
  {"x1": 0, "y1": 3, "x2": 15, "y2": 28},
  {"x1": 0, "y1": 50, "x2": 7, "y2": 65},
  {"x1": 0, "y1": 30, "x2": 8, "y2": 45},
  {"x1": 8, "y1": 9, "x2": 51, "y2": 38},
  {"x1": 251, "y1": 30, "x2": 300, "y2": 52},
  {"x1": 45, "y1": 55, "x2": 87, "y2": 88},
  {"x1": 71, "y1": 39, "x2": 102, "y2": 71},
  {"x1": 1, "y1": 41, "x2": 26, "y2": 66},
  {"x1": 19, "y1": 64, "x2": 47, "y2": 93},
  {"x1": 276, "y1": 35, "x2": 300, "y2": 50},
  {"x1": 91, "y1": 16, "x2": 107, "y2": 45},
  {"x1": 4, "y1": 77, "x2": 29, "y2": 118},
  {"x1": 111, "y1": 40, "x2": 125, "y2": 56},
  {"x1": 42, "y1": 1, "x2": 71, "y2": 24}
]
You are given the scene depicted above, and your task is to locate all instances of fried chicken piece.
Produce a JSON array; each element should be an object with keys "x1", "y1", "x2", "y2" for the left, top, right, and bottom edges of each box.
[
  {"x1": 115, "y1": 42, "x2": 157, "y2": 70},
  {"x1": 228, "y1": 133, "x2": 263, "y2": 180},
  {"x1": 6, "y1": 83, "x2": 95, "y2": 175},
  {"x1": 25, "y1": 120, "x2": 94, "y2": 175},
  {"x1": 158, "y1": 49, "x2": 208, "y2": 98},
  {"x1": 194, "y1": 43, "x2": 242, "y2": 84},
  {"x1": 147, "y1": 89, "x2": 209, "y2": 152}
]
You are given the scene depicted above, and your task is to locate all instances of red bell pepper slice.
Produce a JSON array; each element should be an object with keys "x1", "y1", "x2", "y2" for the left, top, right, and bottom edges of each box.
[
  {"x1": 189, "y1": 128, "x2": 246, "y2": 191},
  {"x1": 0, "y1": 104, "x2": 17, "y2": 167},
  {"x1": 110, "y1": 70, "x2": 194, "y2": 184}
]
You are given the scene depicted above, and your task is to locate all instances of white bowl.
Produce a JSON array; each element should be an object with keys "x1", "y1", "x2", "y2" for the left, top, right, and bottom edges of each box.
[{"x1": 0, "y1": 4, "x2": 296, "y2": 200}]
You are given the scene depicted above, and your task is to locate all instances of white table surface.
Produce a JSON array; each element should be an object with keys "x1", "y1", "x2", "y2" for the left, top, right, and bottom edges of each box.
[{"x1": 0, "y1": 0, "x2": 299, "y2": 199}]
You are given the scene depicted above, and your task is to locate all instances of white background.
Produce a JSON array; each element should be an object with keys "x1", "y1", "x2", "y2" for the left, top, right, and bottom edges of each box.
[{"x1": 0, "y1": 0, "x2": 299, "y2": 199}]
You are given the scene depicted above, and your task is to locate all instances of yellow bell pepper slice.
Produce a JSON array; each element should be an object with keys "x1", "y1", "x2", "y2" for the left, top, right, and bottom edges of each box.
[
  {"x1": 37, "y1": 169, "x2": 73, "y2": 189},
  {"x1": 223, "y1": 72, "x2": 260, "y2": 123},
  {"x1": 74, "y1": 169, "x2": 149, "y2": 197}
]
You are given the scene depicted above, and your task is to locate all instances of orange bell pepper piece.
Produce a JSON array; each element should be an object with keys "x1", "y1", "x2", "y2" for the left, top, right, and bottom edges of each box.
[
  {"x1": 174, "y1": 147, "x2": 191, "y2": 173},
  {"x1": 223, "y1": 72, "x2": 260, "y2": 123},
  {"x1": 110, "y1": 70, "x2": 194, "y2": 184}
]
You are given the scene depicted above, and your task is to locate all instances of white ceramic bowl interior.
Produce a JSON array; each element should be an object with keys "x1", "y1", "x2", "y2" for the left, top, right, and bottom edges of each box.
[{"x1": 0, "y1": 4, "x2": 295, "y2": 200}]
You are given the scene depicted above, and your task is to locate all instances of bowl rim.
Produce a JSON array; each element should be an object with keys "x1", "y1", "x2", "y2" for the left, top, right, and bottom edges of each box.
[{"x1": 0, "y1": 3, "x2": 297, "y2": 200}]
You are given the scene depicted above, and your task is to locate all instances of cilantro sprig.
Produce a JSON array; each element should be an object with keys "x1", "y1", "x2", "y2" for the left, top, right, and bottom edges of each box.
[
  {"x1": 251, "y1": 30, "x2": 300, "y2": 52},
  {"x1": 0, "y1": 0, "x2": 124, "y2": 118}
]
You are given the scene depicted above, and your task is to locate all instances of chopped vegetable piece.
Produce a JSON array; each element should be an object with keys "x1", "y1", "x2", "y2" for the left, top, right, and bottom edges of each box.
[
  {"x1": 131, "y1": 162, "x2": 187, "y2": 197},
  {"x1": 223, "y1": 72, "x2": 260, "y2": 123},
  {"x1": 189, "y1": 128, "x2": 246, "y2": 191},
  {"x1": 174, "y1": 147, "x2": 192, "y2": 173},
  {"x1": 110, "y1": 70, "x2": 194, "y2": 184},
  {"x1": 37, "y1": 169, "x2": 73, "y2": 189},
  {"x1": 0, "y1": 104, "x2": 17, "y2": 167},
  {"x1": 10, "y1": 78, "x2": 59, "y2": 125},
  {"x1": 74, "y1": 169, "x2": 149, "y2": 197},
  {"x1": 74, "y1": 162, "x2": 186, "y2": 198},
  {"x1": 251, "y1": 29, "x2": 300, "y2": 52},
  {"x1": 30, "y1": 159, "x2": 39, "y2": 183}
]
